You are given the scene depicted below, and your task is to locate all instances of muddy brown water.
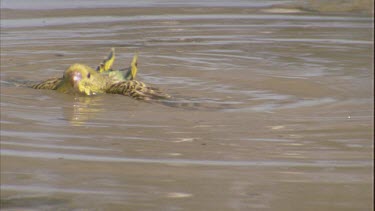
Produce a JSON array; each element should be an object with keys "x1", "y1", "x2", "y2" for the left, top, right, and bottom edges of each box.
[{"x1": 0, "y1": 1, "x2": 373, "y2": 210}]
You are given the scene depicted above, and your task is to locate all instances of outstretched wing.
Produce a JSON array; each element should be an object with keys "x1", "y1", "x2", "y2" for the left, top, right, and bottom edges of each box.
[
  {"x1": 31, "y1": 77, "x2": 62, "y2": 90},
  {"x1": 106, "y1": 80, "x2": 171, "y2": 100}
]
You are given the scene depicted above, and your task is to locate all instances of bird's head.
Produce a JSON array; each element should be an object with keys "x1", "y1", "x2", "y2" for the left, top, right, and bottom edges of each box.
[{"x1": 62, "y1": 64, "x2": 97, "y2": 95}]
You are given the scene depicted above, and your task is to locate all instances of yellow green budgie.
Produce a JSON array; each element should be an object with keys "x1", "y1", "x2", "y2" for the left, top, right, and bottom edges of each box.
[
  {"x1": 31, "y1": 63, "x2": 170, "y2": 100},
  {"x1": 31, "y1": 48, "x2": 137, "y2": 90}
]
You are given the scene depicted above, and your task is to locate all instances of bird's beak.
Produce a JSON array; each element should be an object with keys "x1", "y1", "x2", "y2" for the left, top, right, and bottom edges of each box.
[{"x1": 69, "y1": 71, "x2": 82, "y2": 87}]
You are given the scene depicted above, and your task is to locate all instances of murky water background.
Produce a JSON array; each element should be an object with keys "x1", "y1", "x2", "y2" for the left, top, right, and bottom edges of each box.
[{"x1": 0, "y1": 0, "x2": 373, "y2": 210}]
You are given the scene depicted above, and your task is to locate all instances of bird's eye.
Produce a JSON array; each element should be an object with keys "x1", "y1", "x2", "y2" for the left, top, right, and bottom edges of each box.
[{"x1": 87, "y1": 73, "x2": 91, "y2": 78}]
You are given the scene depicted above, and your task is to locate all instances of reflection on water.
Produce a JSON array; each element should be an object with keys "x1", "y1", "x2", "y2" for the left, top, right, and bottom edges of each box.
[
  {"x1": 63, "y1": 96, "x2": 104, "y2": 126},
  {"x1": 0, "y1": 1, "x2": 373, "y2": 210}
]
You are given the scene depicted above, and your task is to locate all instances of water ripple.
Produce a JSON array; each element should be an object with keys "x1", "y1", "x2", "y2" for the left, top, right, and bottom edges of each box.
[
  {"x1": 1, "y1": 149, "x2": 372, "y2": 168},
  {"x1": 2, "y1": 14, "x2": 370, "y2": 28}
]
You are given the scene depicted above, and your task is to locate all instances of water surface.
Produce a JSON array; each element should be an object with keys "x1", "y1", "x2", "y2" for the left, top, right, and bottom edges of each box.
[{"x1": 0, "y1": 1, "x2": 373, "y2": 210}]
